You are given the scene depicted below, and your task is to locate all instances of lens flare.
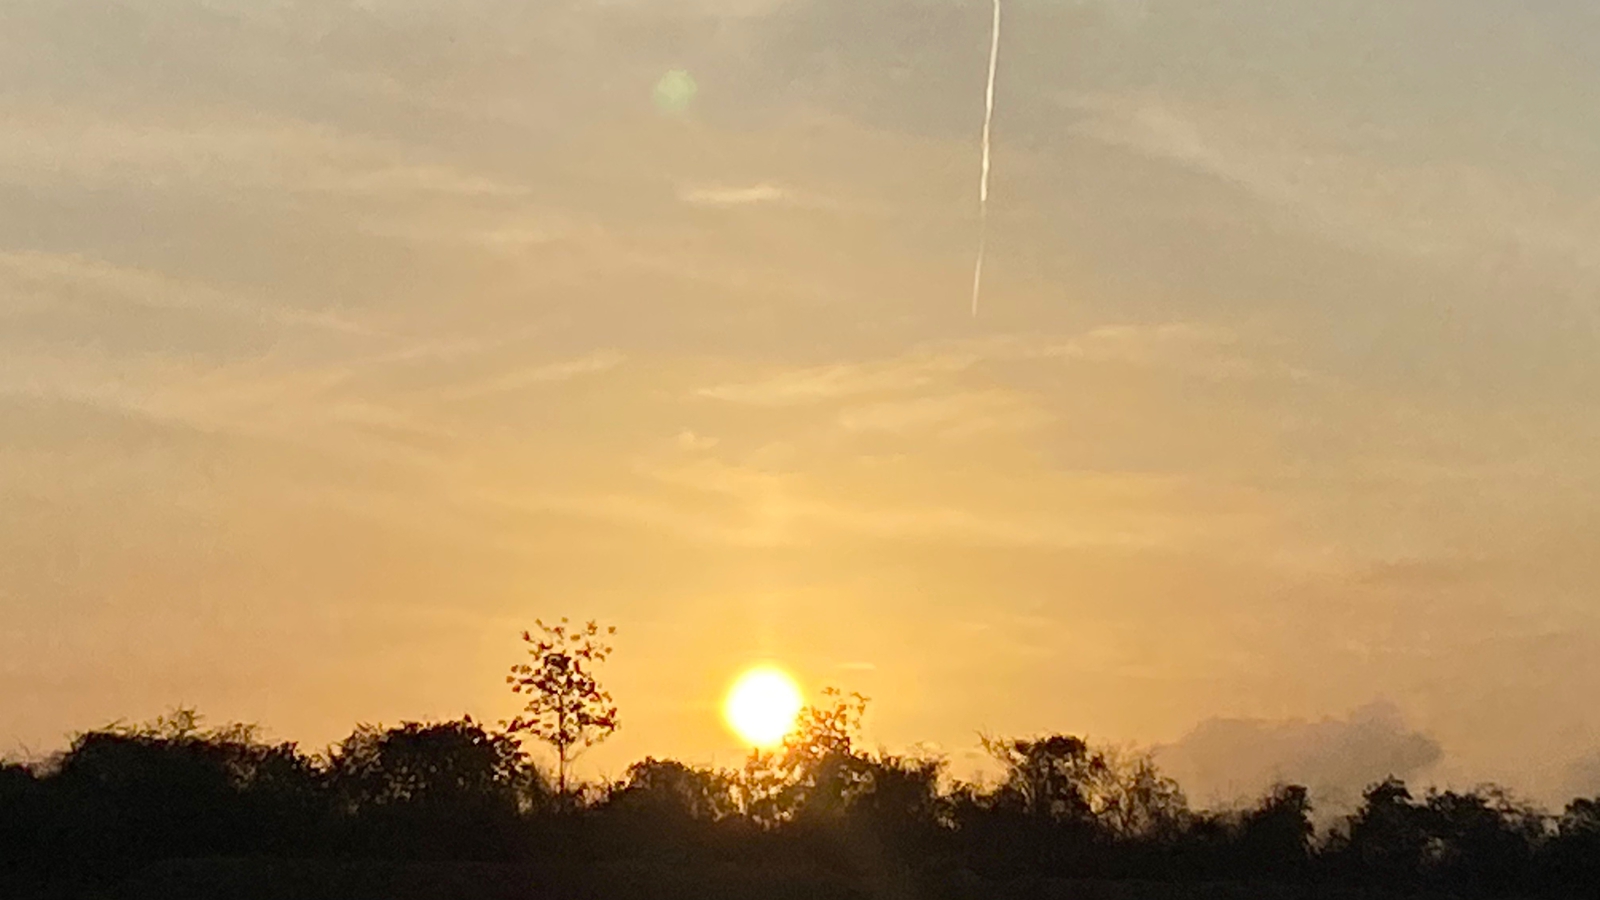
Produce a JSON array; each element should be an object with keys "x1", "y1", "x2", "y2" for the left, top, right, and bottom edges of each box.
[
  {"x1": 653, "y1": 69, "x2": 698, "y2": 114},
  {"x1": 723, "y1": 667, "x2": 803, "y2": 748}
]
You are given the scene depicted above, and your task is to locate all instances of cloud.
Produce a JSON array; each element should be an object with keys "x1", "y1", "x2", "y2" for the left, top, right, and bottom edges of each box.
[
  {"x1": 311, "y1": 164, "x2": 532, "y2": 199},
  {"x1": 676, "y1": 181, "x2": 858, "y2": 214},
  {"x1": 1065, "y1": 91, "x2": 1600, "y2": 280},
  {"x1": 837, "y1": 390, "x2": 1050, "y2": 438},
  {"x1": 675, "y1": 429, "x2": 719, "y2": 451},
  {"x1": 427, "y1": 351, "x2": 626, "y2": 401},
  {"x1": 1155, "y1": 700, "x2": 1443, "y2": 814},
  {"x1": 1044, "y1": 323, "x2": 1311, "y2": 383},
  {"x1": 798, "y1": 499, "x2": 1169, "y2": 550},
  {"x1": 696, "y1": 356, "x2": 962, "y2": 406},
  {"x1": 626, "y1": 456, "x2": 1250, "y2": 552},
  {"x1": 1561, "y1": 751, "x2": 1600, "y2": 801},
  {"x1": 0, "y1": 250, "x2": 378, "y2": 338},
  {"x1": 678, "y1": 183, "x2": 793, "y2": 207},
  {"x1": 0, "y1": 104, "x2": 541, "y2": 204},
  {"x1": 489, "y1": 488, "x2": 797, "y2": 549},
  {"x1": 697, "y1": 324, "x2": 1300, "y2": 410}
]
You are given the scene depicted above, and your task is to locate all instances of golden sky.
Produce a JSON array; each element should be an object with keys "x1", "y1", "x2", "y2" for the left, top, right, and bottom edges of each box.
[{"x1": 2, "y1": 0, "x2": 1599, "y2": 805}]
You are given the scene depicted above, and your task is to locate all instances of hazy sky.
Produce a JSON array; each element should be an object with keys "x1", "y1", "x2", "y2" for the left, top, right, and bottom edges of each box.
[{"x1": 3, "y1": 0, "x2": 1599, "y2": 806}]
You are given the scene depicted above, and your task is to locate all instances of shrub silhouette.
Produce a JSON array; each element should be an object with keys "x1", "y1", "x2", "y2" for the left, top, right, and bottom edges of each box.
[
  {"x1": 983, "y1": 735, "x2": 1103, "y2": 825},
  {"x1": 1544, "y1": 796, "x2": 1600, "y2": 891},
  {"x1": 609, "y1": 757, "x2": 738, "y2": 824},
  {"x1": 0, "y1": 761, "x2": 45, "y2": 872},
  {"x1": 10, "y1": 709, "x2": 322, "y2": 870},
  {"x1": 1232, "y1": 784, "x2": 1314, "y2": 879},
  {"x1": 327, "y1": 717, "x2": 543, "y2": 859},
  {"x1": 1418, "y1": 786, "x2": 1544, "y2": 894},
  {"x1": 1332, "y1": 776, "x2": 1433, "y2": 888},
  {"x1": 3, "y1": 701, "x2": 1598, "y2": 899}
]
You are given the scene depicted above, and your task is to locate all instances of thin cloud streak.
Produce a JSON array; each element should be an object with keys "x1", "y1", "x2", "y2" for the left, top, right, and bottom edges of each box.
[
  {"x1": 679, "y1": 183, "x2": 794, "y2": 207},
  {"x1": 1066, "y1": 91, "x2": 1600, "y2": 281},
  {"x1": 427, "y1": 351, "x2": 627, "y2": 402}
]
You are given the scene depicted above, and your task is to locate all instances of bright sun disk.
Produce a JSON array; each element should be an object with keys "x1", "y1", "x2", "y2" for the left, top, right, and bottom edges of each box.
[{"x1": 723, "y1": 667, "x2": 803, "y2": 748}]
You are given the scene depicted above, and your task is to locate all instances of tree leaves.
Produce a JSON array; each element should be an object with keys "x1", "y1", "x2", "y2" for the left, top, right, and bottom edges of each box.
[{"x1": 504, "y1": 619, "x2": 620, "y2": 794}]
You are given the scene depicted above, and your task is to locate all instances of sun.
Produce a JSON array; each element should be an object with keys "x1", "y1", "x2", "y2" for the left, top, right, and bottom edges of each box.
[{"x1": 723, "y1": 666, "x2": 803, "y2": 748}]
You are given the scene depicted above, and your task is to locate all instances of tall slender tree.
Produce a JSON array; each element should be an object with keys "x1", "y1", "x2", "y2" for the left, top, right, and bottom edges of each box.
[{"x1": 505, "y1": 618, "x2": 619, "y2": 796}]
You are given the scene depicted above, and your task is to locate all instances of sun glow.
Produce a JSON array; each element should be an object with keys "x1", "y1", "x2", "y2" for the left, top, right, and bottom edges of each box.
[{"x1": 723, "y1": 667, "x2": 803, "y2": 748}]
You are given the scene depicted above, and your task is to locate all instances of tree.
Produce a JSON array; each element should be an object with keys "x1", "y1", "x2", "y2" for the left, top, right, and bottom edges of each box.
[
  {"x1": 0, "y1": 761, "x2": 45, "y2": 871},
  {"x1": 983, "y1": 734, "x2": 1101, "y2": 823},
  {"x1": 610, "y1": 757, "x2": 738, "y2": 823},
  {"x1": 327, "y1": 717, "x2": 536, "y2": 859},
  {"x1": 1336, "y1": 776, "x2": 1431, "y2": 887},
  {"x1": 1074, "y1": 744, "x2": 1189, "y2": 840},
  {"x1": 329, "y1": 718, "x2": 532, "y2": 812},
  {"x1": 505, "y1": 618, "x2": 619, "y2": 796},
  {"x1": 1235, "y1": 784, "x2": 1314, "y2": 877},
  {"x1": 1545, "y1": 797, "x2": 1600, "y2": 889},
  {"x1": 842, "y1": 752, "x2": 948, "y2": 844},
  {"x1": 44, "y1": 708, "x2": 322, "y2": 863},
  {"x1": 1419, "y1": 785, "x2": 1545, "y2": 893},
  {"x1": 779, "y1": 687, "x2": 871, "y2": 823},
  {"x1": 735, "y1": 686, "x2": 870, "y2": 827}
]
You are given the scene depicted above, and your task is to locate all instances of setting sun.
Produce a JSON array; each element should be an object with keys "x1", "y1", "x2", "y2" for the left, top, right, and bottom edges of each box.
[{"x1": 723, "y1": 667, "x2": 804, "y2": 748}]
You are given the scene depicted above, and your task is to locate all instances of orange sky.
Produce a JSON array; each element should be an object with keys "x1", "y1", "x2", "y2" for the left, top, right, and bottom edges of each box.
[{"x1": 2, "y1": 0, "x2": 1599, "y2": 807}]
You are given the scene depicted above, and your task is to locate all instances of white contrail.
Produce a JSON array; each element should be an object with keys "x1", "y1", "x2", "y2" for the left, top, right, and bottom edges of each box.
[{"x1": 971, "y1": 0, "x2": 1001, "y2": 317}]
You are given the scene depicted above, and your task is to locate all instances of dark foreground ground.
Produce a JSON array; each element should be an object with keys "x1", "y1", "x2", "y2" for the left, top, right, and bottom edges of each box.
[{"x1": 3, "y1": 861, "x2": 1448, "y2": 900}]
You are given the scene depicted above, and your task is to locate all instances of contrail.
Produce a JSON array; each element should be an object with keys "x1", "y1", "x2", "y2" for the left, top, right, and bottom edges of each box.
[{"x1": 971, "y1": 0, "x2": 1001, "y2": 317}]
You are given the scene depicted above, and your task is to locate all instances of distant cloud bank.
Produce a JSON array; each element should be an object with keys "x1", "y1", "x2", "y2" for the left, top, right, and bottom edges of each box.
[{"x1": 1155, "y1": 700, "x2": 1443, "y2": 816}]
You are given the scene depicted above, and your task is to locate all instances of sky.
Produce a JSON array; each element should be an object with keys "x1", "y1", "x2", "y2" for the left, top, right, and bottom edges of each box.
[{"x1": 2, "y1": 0, "x2": 1599, "y2": 809}]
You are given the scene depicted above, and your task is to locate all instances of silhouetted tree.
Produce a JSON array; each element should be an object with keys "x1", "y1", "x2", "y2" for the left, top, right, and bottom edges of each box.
[
  {"x1": 1333, "y1": 776, "x2": 1432, "y2": 888},
  {"x1": 0, "y1": 761, "x2": 44, "y2": 872},
  {"x1": 776, "y1": 687, "x2": 871, "y2": 824},
  {"x1": 1233, "y1": 784, "x2": 1314, "y2": 879},
  {"x1": 965, "y1": 734, "x2": 1195, "y2": 878},
  {"x1": 839, "y1": 752, "x2": 948, "y2": 847},
  {"x1": 328, "y1": 716, "x2": 538, "y2": 858},
  {"x1": 14, "y1": 700, "x2": 1600, "y2": 898},
  {"x1": 506, "y1": 618, "x2": 619, "y2": 797},
  {"x1": 40, "y1": 708, "x2": 319, "y2": 865},
  {"x1": 610, "y1": 757, "x2": 738, "y2": 823},
  {"x1": 1558, "y1": 796, "x2": 1600, "y2": 837},
  {"x1": 1078, "y1": 745, "x2": 1190, "y2": 840},
  {"x1": 1544, "y1": 796, "x2": 1600, "y2": 892},
  {"x1": 1419, "y1": 785, "x2": 1544, "y2": 894},
  {"x1": 728, "y1": 687, "x2": 866, "y2": 827},
  {"x1": 983, "y1": 734, "x2": 1101, "y2": 824},
  {"x1": 733, "y1": 750, "x2": 789, "y2": 828},
  {"x1": 785, "y1": 687, "x2": 869, "y2": 763}
]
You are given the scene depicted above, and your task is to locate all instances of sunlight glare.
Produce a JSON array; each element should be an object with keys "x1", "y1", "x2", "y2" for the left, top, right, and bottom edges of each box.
[{"x1": 723, "y1": 667, "x2": 803, "y2": 748}]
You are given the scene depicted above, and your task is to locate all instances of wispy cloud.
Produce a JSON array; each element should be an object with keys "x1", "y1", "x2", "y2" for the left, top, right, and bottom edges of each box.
[
  {"x1": 618, "y1": 456, "x2": 1270, "y2": 553},
  {"x1": 1066, "y1": 92, "x2": 1600, "y2": 279},
  {"x1": 427, "y1": 351, "x2": 627, "y2": 401},
  {"x1": 837, "y1": 390, "x2": 1051, "y2": 438},
  {"x1": 674, "y1": 429, "x2": 719, "y2": 451},
  {"x1": 0, "y1": 250, "x2": 380, "y2": 337},
  {"x1": 678, "y1": 183, "x2": 795, "y2": 207},
  {"x1": 310, "y1": 164, "x2": 532, "y2": 199},
  {"x1": 696, "y1": 356, "x2": 963, "y2": 406},
  {"x1": 0, "y1": 105, "x2": 537, "y2": 202},
  {"x1": 699, "y1": 324, "x2": 1302, "y2": 411}
]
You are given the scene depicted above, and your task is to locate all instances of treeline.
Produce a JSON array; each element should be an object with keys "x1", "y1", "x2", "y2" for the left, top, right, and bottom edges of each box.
[{"x1": 3, "y1": 704, "x2": 1599, "y2": 899}]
